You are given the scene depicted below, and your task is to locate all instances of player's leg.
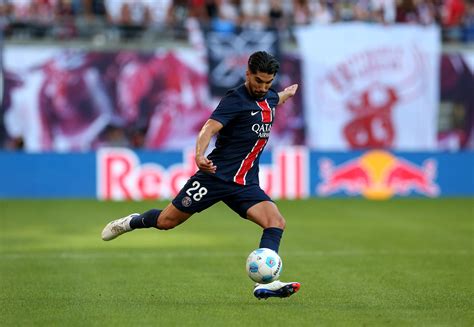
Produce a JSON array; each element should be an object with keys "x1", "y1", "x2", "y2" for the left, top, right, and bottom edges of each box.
[
  {"x1": 246, "y1": 202, "x2": 300, "y2": 299},
  {"x1": 156, "y1": 203, "x2": 193, "y2": 230},
  {"x1": 246, "y1": 201, "x2": 286, "y2": 253},
  {"x1": 101, "y1": 203, "x2": 192, "y2": 241},
  {"x1": 101, "y1": 172, "x2": 220, "y2": 240},
  {"x1": 224, "y1": 187, "x2": 300, "y2": 299},
  {"x1": 224, "y1": 186, "x2": 286, "y2": 254},
  {"x1": 132, "y1": 203, "x2": 195, "y2": 230}
]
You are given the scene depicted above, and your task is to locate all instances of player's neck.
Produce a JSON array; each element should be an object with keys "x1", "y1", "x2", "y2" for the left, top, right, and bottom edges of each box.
[{"x1": 244, "y1": 82, "x2": 252, "y2": 98}]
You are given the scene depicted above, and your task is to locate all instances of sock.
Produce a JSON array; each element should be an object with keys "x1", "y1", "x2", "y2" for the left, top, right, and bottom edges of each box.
[
  {"x1": 130, "y1": 209, "x2": 161, "y2": 229},
  {"x1": 259, "y1": 227, "x2": 284, "y2": 253}
]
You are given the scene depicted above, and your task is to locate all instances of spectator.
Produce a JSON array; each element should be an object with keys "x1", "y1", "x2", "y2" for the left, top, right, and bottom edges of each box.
[
  {"x1": 104, "y1": 0, "x2": 152, "y2": 40},
  {"x1": 462, "y1": 0, "x2": 474, "y2": 42},
  {"x1": 416, "y1": 0, "x2": 437, "y2": 25},
  {"x1": 312, "y1": 0, "x2": 334, "y2": 24},
  {"x1": 442, "y1": 0, "x2": 466, "y2": 27},
  {"x1": 166, "y1": 0, "x2": 193, "y2": 38},
  {"x1": 53, "y1": 0, "x2": 78, "y2": 39},
  {"x1": 88, "y1": 0, "x2": 107, "y2": 17},
  {"x1": 142, "y1": 0, "x2": 173, "y2": 32},
  {"x1": 293, "y1": 0, "x2": 312, "y2": 25},
  {"x1": 336, "y1": 0, "x2": 356, "y2": 21},
  {"x1": 396, "y1": 0, "x2": 419, "y2": 23},
  {"x1": 208, "y1": 0, "x2": 241, "y2": 33},
  {"x1": 0, "y1": 0, "x2": 12, "y2": 35},
  {"x1": 353, "y1": 0, "x2": 372, "y2": 22},
  {"x1": 241, "y1": 0, "x2": 271, "y2": 29},
  {"x1": 268, "y1": 0, "x2": 285, "y2": 28},
  {"x1": 1, "y1": 0, "x2": 471, "y2": 43},
  {"x1": 442, "y1": 0, "x2": 466, "y2": 41},
  {"x1": 371, "y1": 0, "x2": 396, "y2": 24}
]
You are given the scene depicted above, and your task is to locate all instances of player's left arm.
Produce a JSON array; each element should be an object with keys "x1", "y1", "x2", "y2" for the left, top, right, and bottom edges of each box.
[{"x1": 277, "y1": 84, "x2": 299, "y2": 105}]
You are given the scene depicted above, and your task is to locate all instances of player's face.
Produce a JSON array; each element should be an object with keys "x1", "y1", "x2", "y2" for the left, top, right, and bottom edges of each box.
[{"x1": 245, "y1": 70, "x2": 275, "y2": 99}]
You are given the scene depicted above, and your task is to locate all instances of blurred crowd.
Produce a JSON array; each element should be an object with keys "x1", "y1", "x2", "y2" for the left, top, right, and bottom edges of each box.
[{"x1": 0, "y1": 0, "x2": 473, "y2": 43}]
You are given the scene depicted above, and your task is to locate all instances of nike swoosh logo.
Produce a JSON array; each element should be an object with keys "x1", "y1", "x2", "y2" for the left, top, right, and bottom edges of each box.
[{"x1": 251, "y1": 111, "x2": 260, "y2": 116}]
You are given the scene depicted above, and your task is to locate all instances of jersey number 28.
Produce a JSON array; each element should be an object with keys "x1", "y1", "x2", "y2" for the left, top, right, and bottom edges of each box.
[{"x1": 186, "y1": 181, "x2": 208, "y2": 201}]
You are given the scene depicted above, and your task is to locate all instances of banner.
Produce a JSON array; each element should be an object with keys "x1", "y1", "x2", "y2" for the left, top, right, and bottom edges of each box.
[
  {"x1": 2, "y1": 48, "x2": 213, "y2": 152},
  {"x1": 0, "y1": 25, "x2": 5, "y2": 147},
  {"x1": 96, "y1": 147, "x2": 308, "y2": 201},
  {"x1": 1, "y1": 46, "x2": 305, "y2": 152},
  {"x1": 296, "y1": 23, "x2": 441, "y2": 150},
  {"x1": 438, "y1": 53, "x2": 474, "y2": 150},
  {"x1": 205, "y1": 27, "x2": 280, "y2": 96},
  {"x1": 0, "y1": 148, "x2": 473, "y2": 199}
]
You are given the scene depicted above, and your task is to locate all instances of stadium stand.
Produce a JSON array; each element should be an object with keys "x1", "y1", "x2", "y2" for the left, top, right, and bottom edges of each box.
[{"x1": 0, "y1": 0, "x2": 472, "y2": 44}]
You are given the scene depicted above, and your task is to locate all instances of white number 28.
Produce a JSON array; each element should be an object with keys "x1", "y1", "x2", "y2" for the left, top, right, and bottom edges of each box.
[{"x1": 185, "y1": 181, "x2": 208, "y2": 201}]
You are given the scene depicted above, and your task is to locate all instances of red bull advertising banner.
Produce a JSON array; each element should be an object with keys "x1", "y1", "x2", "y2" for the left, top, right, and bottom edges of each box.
[
  {"x1": 313, "y1": 150, "x2": 474, "y2": 199},
  {"x1": 0, "y1": 148, "x2": 472, "y2": 199},
  {"x1": 96, "y1": 147, "x2": 309, "y2": 201},
  {"x1": 317, "y1": 150, "x2": 440, "y2": 200}
]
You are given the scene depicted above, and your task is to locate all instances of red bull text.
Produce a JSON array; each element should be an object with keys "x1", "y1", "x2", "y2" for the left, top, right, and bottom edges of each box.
[{"x1": 97, "y1": 147, "x2": 309, "y2": 201}]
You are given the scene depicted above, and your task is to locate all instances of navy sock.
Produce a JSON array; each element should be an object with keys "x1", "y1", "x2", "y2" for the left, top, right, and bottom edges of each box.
[
  {"x1": 130, "y1": 209, "x2": 161, "y2": 229},
  {"x1": 259, "y1": 227, "x2": 284, "y2": 253}
]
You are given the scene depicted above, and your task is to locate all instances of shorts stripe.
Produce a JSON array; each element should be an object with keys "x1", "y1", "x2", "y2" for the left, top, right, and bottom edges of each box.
[{"x1": 234, "y1": 138, "x2": 267, "y2": 185}]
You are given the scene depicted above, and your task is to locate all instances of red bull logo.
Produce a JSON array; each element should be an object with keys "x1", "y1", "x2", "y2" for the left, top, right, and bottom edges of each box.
[{"x1": 317, "y1": 150, "x2": 439, "y2": 200}]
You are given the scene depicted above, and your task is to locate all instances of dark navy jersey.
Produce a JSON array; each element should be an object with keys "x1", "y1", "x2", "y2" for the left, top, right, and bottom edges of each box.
[{"x1": 207, "y1": 84, "x2": 280, "y2": 185}]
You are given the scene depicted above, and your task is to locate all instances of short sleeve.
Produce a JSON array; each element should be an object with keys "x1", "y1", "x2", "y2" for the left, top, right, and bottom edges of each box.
[
  {"x1": 210, "y1": 91, "x2": 242, "y2": 126},
  {"x1": 268, "y1": 88, "x2": 280, "y2": 108}
]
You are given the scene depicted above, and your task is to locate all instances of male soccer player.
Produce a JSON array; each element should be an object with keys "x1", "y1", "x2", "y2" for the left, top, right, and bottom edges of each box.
[{"x1": 101, "y1": 51, "x2": 300, "y2": 299}]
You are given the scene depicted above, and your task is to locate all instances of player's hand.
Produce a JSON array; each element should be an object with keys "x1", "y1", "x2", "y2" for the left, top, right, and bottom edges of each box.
[
  {"x1": 278, "y1": 84, "x2": 298, "y2": 105},
  {"x1": 196, "y1": 155, "x2": 216, "y2": 173},
  {"x1": 284, "y1": 84, "x2": 298, "y2": 97}
]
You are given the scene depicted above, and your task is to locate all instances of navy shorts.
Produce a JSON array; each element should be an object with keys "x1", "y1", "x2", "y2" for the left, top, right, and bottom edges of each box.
[{"x1": 172, "y1": 172, "x2": 272, "y2": 218}]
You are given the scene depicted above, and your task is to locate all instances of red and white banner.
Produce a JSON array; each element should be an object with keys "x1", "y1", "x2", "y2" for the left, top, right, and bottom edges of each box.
[
  {"x1": 96, "y1": 147, "x2": 309, "y2": 200},
  {"x1": 2, "y1": 48, "x2": 213, "y2": 152},
  {"x1": 1, "y1": 47, "x2": 305, "y2": 152},
  {"x1": 296, "y1": 23, "x2": 441, "y2": 150}
]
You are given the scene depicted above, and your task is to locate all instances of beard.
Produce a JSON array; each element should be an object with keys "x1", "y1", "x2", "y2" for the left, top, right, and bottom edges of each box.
[
  {"x1": 249, "y1": 88, "x2": 266, "y2": 99},
  {"x1": 245, "y1": 81, "x2": 268, "y2": 99}
]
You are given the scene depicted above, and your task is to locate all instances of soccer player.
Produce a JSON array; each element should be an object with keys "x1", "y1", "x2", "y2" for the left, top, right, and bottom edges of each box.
[{"x1": 101, "y1": 51, "x2": 301, "y2": 299}]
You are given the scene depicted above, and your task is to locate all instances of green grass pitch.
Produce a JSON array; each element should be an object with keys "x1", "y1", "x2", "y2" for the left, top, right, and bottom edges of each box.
[{"x1": 1, "y1": 198, "x2": 473, "y2": 326}]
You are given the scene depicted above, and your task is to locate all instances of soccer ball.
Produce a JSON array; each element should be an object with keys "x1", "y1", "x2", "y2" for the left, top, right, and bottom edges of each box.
[{"x1": 246, "y1": 248, "x2": 282, "y2": 283}]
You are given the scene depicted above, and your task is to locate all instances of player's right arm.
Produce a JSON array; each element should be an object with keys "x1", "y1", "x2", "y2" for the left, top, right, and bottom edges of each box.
[{"x1": 195, "y1": 119, "x2": 223, "y2": 173}]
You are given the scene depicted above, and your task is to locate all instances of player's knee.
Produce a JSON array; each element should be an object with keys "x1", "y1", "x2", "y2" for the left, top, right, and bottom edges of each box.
[
  {"x1": 276, "y1": 215, "x2": 286, "y2": 230},
  {"x1": 268, "y1": 214, "x2": 286, "y2": 230},
  {"x1": 156, "y1": 204, "x2": 191, "y2": 230}
]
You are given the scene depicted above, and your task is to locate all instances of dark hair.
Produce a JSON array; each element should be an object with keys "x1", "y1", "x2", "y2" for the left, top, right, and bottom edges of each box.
[{"x1": 248, "y1": 51, "x2": 280, "y2": 75}]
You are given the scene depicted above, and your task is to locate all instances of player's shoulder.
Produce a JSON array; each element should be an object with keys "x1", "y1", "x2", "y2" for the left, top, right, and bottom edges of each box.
[
  {"x1": 268, "y1": 88, "x2": 279, "y2": 97},
  {"x1": 266, "y1": 88, "x2": 279, "y2": 105},
  {"x1": 224, "y1": 84, "x2": 247, "y2": 99},
  {"x1": 219, "y1": 85, "x2": 247, "y2": 105}
]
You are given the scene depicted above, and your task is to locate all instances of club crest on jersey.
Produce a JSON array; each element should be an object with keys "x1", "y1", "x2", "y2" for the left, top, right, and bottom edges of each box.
[
  {"x1": 252, "y1": 123, "x2": 272, "y2": 138},
  {"x1": 182, "y1": 196, "x2": 192, "y2": 207}
]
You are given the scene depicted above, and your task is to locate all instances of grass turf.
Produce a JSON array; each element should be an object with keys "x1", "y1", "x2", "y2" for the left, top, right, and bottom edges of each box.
[{"x1": 0, "y1": 198, "x2": 473, "y2": 326}]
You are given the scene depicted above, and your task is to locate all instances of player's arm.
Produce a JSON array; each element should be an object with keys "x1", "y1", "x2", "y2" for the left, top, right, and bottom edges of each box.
[
  {"x1": 195, "y1": 119, "x2": 223, "y2": 173},
  {"x1": 277, "y1": 84, "x2": 299, "y2": 105}
]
